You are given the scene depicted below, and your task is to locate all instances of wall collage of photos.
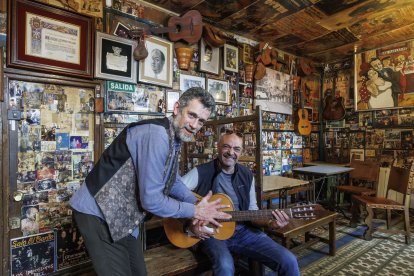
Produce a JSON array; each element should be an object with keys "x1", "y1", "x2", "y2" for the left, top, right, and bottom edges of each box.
[
  {"x1": 322, "y1": 43, "x2": 414, "y2": 165},
  {"x1": 10, "y1": 80, "x2": 94, "y2": 275},
  {"x1": 184, "y1": 110, "x2": 304, "y2": 186}
]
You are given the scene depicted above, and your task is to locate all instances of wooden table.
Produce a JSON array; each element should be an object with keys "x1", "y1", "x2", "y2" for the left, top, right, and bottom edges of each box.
[
  {"x1": 292, "y1": 165, "x2": 354, "y2": 210},
  {"x1": 268, "y1": 208, "x2": 337, "y2": 256},
  {"x1": 262, "y1": 175, "x2": 311, "y2": 208}
]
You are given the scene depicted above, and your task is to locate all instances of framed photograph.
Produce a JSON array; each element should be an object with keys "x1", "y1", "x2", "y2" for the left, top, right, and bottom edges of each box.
[
  {"x1": 106, "y1": 81, "x2": 149, "y2": 113},
  {"x1": 254, "y1": 68, "x2": 292, "y2": 114},
  {"x1": 199, "y1": 39, "x2": 220, "y2": 75},
  {"x1": 223, "y1": 44, "x2": 239, "y2": 73},
  {"x1": 326, "y1": 119, "x2": 345, "y2": 128},
  {"x1": 113, "y1": 22, "x2": 131, "y2": 39},
  {"x1": 166, "y1": 90, "x2": 181, "y2": 112},
  {"x1": 95, "y1": 32, "x2": 137, "y2": 83},
  {"x1": 7, "y1": 0, "x2": 93, "y2": 78},
  {"x1": 139, "y1": 36, "x2": 173, "y2": 88},
  {"x1": 355, "y1": 40, "x2": 414, "y2": 111},
  {"x1": 207, "y1": 78, "x2": 229, "y2": 104},
  {"x1": 179, "y1": 74, "x2": 205, "y2": 92}
]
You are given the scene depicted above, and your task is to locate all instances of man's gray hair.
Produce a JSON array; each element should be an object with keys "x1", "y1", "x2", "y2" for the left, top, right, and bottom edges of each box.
[{"x1": 178, "y1": 87, "x2": 216, "y2": 113}]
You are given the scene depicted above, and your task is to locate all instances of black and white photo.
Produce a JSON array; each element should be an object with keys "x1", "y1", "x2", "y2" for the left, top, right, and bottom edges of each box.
[
  {"x1": 179, "y1": 74, "x2": 205, "y2": 92},
  {"x1": 207, "y1": 78, "x2": 229, "y2": 104},
  {"x1": 139, "y1": 36, "x2": 173, "y2": 87}
]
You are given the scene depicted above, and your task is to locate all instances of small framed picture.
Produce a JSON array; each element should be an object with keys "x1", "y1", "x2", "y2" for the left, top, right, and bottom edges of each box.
[
  {"x1": 95, "y1": 32, "x2": 137, "y2": 83},
  {"x1": 113, "y1": 22, "x2": 131, "y2": 39},
  {"x1": 207, "y1": 78, "x2": 229, "y2": 104},
  {"x1": 166, "y1": 90, "x2": 181, "y2": 112},
  {"x1": 199, "y1": 39, "x2": 220, "y2": 75},
  {"x1": 223, "y1": 44, "x2": 239, "y2": 73},
  {"x1": 179, "y1": 74, "x2": 205, "y2": 92},
  {"x1": 139, "y1": 36, "x2": 173, "y2": 88}
]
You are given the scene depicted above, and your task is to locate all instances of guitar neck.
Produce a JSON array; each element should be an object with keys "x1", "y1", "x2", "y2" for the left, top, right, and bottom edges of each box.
[
  {"x1": 222, "y1": 208, "x2": 292, "y2": 222},
  {"x1": 149, "y1": 24, "x2": 194, "y2": 35}
]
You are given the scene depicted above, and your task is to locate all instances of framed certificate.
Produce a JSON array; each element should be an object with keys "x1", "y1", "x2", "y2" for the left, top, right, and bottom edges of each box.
[
  {"x1": 7, "y1": 0, "x2": 93, "y2": 78},
  {"x1": 95, "y1": 32, "x2": 137, "y2": 83}
]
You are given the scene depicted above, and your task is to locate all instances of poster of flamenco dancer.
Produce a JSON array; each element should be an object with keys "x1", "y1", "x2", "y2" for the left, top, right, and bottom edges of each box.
[{"x1": 355, "y1": 40, "x2": 414, "y2": 111}]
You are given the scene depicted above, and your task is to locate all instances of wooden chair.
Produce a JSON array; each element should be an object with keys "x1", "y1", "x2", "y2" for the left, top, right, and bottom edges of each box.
[
  {"x1": 336, "y1": 159, "x2": 380, "y2": 216},
  {"x1": 350, "y1": 160, "x2": 413, "y2": 244}
]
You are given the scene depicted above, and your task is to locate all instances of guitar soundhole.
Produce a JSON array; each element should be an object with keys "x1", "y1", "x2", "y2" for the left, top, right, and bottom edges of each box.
[{"x1": 174, "y1": 24, "x2": 181, "y2": 33}]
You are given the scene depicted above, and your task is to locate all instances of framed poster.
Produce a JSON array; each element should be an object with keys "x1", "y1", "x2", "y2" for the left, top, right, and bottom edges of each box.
[
  {"x1": 254, "y1": 68, "x2": 292, "y2": 114},
  {"x1": 223, "y1": 44, "x2": 239, "y2": 72},
  {"x1": 139, "y1": 36, "x2": 173, "y2": 88},
  {"x1": 199, "y1": 39, "x2": 220, "y2": 75},
  {"x1": 355, "y1": 40, "x2": 414, "y2": 111},
  {"x1": 179, "y1": 74, "x2": 205, "y2": 92},
  {"x1": 7, "y1": 0, "x2": 93, "y2": 78},
  {"x1": 95, "y1": 32, "x2": 137, "y2": 83},
  {"x1": 166, "y1": 90, "x2": 180, "y2": 112},
  {"x1": 207, "y1": 78, "x2": 229, "y2": 104}
]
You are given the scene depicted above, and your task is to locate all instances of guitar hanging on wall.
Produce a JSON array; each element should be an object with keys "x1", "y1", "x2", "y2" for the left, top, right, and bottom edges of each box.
[
  {"x1": 163, "y1": 193, "x2": 321, "y2": 248},
  {"x1": 296, "y1": 78, "x2": 312, "y2": 136},
  {"x1": 322, "y1": 72, "x2": 346, "y2": 121},
  {"x1": 130, "y1": 10, "x2": 203, "y2": 60}
]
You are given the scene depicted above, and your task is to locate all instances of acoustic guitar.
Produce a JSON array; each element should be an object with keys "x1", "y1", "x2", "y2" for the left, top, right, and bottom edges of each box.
[
  {"x1": 133, "y1": 10, "x2": 203, "y2": 44},
  {"x1": 163, "y1": 193, "x2": 321, "y2": 248},
  {"x1": 322, "y1": 73, "x2": 346, "y2": 121},
  {"x1": 299, "y1": 58, "x2": 313, "y2": 76},
  {"x1": 203, "y1": 24, "x2": 226, "y2": 48},
  {"x1": 297, "y1": 79, "x2": 311, "y2": 136}
]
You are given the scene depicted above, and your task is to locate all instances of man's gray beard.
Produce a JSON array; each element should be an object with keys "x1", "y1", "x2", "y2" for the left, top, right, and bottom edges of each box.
[
  {"x1": 172, "y1": 119, "x2": 193, "y2": 142},
  {"x1": 179, "y1": 132, "x2": 193, "y2": 142}
]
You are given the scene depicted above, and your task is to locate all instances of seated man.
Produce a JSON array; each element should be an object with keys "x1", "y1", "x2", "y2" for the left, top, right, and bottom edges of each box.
[{"x1": 182, "y1": 131, "x2": 300, "y2": 276}]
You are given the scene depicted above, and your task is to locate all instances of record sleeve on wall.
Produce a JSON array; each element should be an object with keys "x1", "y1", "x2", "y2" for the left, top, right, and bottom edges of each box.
[{"x1": 10, "y1": 232, "x2": 55, "y2": 276}]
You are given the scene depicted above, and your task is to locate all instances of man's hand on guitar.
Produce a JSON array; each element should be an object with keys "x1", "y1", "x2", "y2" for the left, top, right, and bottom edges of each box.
[
  {"x1": 268, "y1": 210, "x2": 290, "y2": 230},
  {"x1": 194, "y1": 191, "x2": 232, "y2": 227},
  {"x1": 188, "y1": 220, "x2": 215, "y2": 239}
]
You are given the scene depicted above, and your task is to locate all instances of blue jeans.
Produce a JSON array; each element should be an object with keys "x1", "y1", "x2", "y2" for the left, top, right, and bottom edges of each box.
[{"x1": 198, "y1": 224, "x2": 300, "y2": 276}]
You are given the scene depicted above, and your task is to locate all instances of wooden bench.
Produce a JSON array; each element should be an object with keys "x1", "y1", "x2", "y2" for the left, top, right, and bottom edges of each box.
[
  {"x1": 144, "y1": 244, "x2": 211, "y2": 276},
  {"x1": 143, "y1": 217, "x2": 262, "y2": 276}
]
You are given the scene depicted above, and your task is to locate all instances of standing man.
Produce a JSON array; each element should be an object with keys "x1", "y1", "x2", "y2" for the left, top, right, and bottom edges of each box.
[
  {"x1": 182, "y1": 131, "x2": 300, "y2": 276},
  {"x1": 70, "y1": 87, "x2": 231, "y2": 276}
]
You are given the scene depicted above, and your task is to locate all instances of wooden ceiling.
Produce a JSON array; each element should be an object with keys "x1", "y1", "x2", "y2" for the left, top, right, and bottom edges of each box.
[{"x1": 143, "y1": 0, "x2": 414, "y2": 64}]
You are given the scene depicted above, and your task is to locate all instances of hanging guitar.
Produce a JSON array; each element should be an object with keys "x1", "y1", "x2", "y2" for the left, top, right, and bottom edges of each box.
[
  {"x1": 203, "y1": 24, "x2": 227, "y2": 48},
  {"x1": 163, "y1": 193, "x2": 321, "y2": 248},
  {"x1": 296, "y1": 79, "x2": 311, "y2": 136},
  {"x1": 130, "y1": 10, "x2": 202, "y2": 60},
  {"x1": 322, "y1": 72, "x2": 346, "y2": 121}
]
